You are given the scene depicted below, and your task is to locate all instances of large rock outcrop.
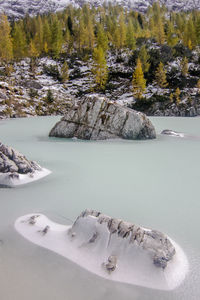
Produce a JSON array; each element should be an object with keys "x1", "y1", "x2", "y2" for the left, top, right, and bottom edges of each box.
[
  {"x1": 49, "y1": 96, "x2": 156, "y2": 140},
  {"x1": 0, "y1": 142, "x2": 51, "y2": 186}
]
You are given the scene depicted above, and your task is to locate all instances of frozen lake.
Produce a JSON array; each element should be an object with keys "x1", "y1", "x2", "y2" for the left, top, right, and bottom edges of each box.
[{"x1": 0, "y1": 116, "x2": 200, "y2": 300}]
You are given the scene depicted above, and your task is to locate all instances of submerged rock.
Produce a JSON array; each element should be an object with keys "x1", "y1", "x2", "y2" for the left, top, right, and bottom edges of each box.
[
  {"x1": 49, "y1": 96, "x2": 156, "y2": 140},
  {"x1": 0, "y1": 141, "x2": 51, "y2": 186},
  {"x1": 161, "y1": 129, "x2": 184, "y2": 137}
]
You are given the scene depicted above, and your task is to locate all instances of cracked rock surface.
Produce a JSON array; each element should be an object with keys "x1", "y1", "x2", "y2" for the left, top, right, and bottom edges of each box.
[{"x1": 49, "y1": 96, "x2": 156, "y2": 140}]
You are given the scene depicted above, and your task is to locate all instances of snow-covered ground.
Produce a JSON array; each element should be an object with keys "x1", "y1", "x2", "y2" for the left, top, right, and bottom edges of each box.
[{"x1": 0, "y1": 168, "x2": 51, "y2": 187}]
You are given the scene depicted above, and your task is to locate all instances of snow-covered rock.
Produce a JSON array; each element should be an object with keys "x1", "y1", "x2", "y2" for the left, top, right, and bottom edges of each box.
[
  {"x1": 0, "y1": 141, "x2": 51, "y2": 187},
  {"x1": 15, "y1": 209, "x2": 189, "y2": 290}
]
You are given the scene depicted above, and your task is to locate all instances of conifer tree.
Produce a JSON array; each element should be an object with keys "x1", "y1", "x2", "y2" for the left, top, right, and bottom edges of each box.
[
  {"x1": 12, "y1": 22, "x2": 27, "y2": 59},
  {"x1": 86, "y1": 17, "x2": 95, "y2": 50},
  {"x1": 174, "y1": 87, "x2": 181, "y2": 104},
  {"x1": 92, "y1": 47, "x2": 108, "y2": 90},
  {"x1": 118, "y1": 13, "x2": 126, "y2": 48},
  {"x1": 155, "y1": 18, "x2": 166, "y2": 44},
  {"x1": 166, "y1": 21, "x2": 178, "y2": 47},
  {"x1": 132, "y1": 58, "x2": 146, "y2": 99},
  {"x1": 51, "y1": 16, "x2": 63, "y2": 58},
  {"x1": 126, "y1": 19, "x2": 136, "y2": 50},
  {"x1": 29, "y1": 39, "x2": 39, "y2": 58},
  {"x1": 43, "y1": 19, "x2": 51, "y2": 54},
  {"x1": 155, "y1": 62, "x2": 168, "y2": 88},
  {"x1": 0, "y1": 14, "x2": 13, "y2": 62},
  {"x1": 169, "y1": 93, "x2": 174, "y2": 103},
  {"x1": 60, "y1": 61, "x2": 69, "y2": 83},
  {"x1": 180, "y1": 57, "x2": 188, "y2": 77},
  {"x1": 138, "y1": 45, "x2": 150, "y2": 73},
  {"x1": 97, "y1": 24, "x2": 108, "y2": 52},
  {"x1": 33, "y1": 15, "x2": 44, "y2": 54}
]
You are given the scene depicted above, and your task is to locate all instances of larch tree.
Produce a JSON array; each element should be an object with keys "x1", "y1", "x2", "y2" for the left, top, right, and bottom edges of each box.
[
  {"x1": 12, "y1": 22, "x2": 27, "y2": 59},
  {"x1": 126, "y1": 19, "x2": 136, "y2": 50},
  {"x1": 180, "y1": 57, "x2": 188, "y2": 77},
  {"x1": 138, "y1": 45, "x2": 150, "y2": 73},
  {"x1": 174, "y1": 87, "x2": 181, "y2": 104},
  {"x1": 51, "y1": 16, "x2": 63, "y2": 58},
  {"x1": 92, "y1": 46, "x2": 108, "y2": 90},
  {"x1": 0, "y1": 14, "x2": 13, "y2": 62},
  {"x1": 132, "y1": 58, "x2": 146, "y2": 99},
  {"x1": 97, "y1": 24, "x2": 108, "y2": 52},
  {"x1": 155, "y1": 62, "x2": 168, "y2": 88},
  {"x1": 60, "y1": 61, "x2": 69, "y2": 83}
]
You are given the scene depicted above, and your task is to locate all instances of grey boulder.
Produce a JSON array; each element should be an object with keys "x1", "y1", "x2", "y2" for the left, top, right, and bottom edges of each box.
[
  {"x1": 0, "y1": 142, "x2": 42, "y2": 176},
  {"x1": 49, "y1": 96, "x2": 156, "y2": 140}
]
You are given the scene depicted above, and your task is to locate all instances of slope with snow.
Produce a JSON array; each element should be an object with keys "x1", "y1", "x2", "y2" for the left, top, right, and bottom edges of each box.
[{"x1": 0, "y1": 0, "x2": 200, "y2": 19}]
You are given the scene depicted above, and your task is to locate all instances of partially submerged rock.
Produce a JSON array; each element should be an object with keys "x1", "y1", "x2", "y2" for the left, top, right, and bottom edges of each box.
[
  {"x1": 73, "y1": 209, "x2": 176, "y2": 270},
  {"x1": 49, "y1": 96, "x2": 156, "y2": 140},
  {"x1": 0, "y1": 142, "x2": 51, "y2": 187},
  {"x1": 15, "y1": 210, "x2": 188, "y2": 290},
  {"x1": 161, "y1": 129, "x2": 184, "y2": 137}
]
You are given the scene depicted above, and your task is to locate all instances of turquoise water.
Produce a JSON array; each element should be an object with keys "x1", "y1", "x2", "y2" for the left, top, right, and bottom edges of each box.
[{"x1": 0, "y1": 116, "x2": 200, "y2": 300}]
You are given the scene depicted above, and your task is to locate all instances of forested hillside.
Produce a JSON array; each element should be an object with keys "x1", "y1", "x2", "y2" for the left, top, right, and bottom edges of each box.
[{"x1": 0, "y1": 2, "x2": 200, "y2": 117}]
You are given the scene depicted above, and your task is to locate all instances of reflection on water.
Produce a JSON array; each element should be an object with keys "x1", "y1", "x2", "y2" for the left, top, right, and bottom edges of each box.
[{"x1": 0, "y1": 116, "x2": 200, "y2": 300}]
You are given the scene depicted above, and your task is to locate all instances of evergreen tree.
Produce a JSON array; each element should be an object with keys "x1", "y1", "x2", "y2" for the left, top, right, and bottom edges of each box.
[
  {"x1": 43, "y1": 19, "x2": 51, "y2": 54},
  {"x1": 92, "y1": 47, "x2": 108, "y2": 90},
  {"x1": 180, "y1": 57, "x2": 188, "y2": 77},
  {"x1": 97, "y1": 24, "x2": 108, "y2": 52},
  {"x1": 85, "y1": 17, "x2": 95, "y2": 50},
  {"x1": 132, "y1": 58, "x2": 146, "y2": 99},
  {"x1": 155, "y1": 17, "x2": 166, "y2": 44},
  {"x1": 166, "y1": 21, "x2": 178, "y2": 47},
  {"x1": 118, "y1": 13, "x2": 126, "y2": 48},
  {"x1": 138, "y1": 45, "x2": 150, "y2": 73},
  {"x1": 51, "y1": 16, "x2": 63, "y2": 58},
  {"x1": 12, "y1": 22, "x2": 27, "y2": 59},
  {"x1": 126, "y1": 19, "x2": 136, "y2": 50},
  {"x1": 0, "y1": 14, "x2": 13, "y2": 62},
  {"x1": 29, "y1": 39, "x2": 39, "y2": 58},
  {"x1": 155, "y1": 62, "x2": 168, "y2": 88},
  {"x1": 174, "y1": 87, "x2": 181, "y2": 104},
  {"x1": 169, "y1": 93, "x2": 174, "y2": 103},
  {"x1": 60, "y1": 61, "x2": 69, "y2": 83}
]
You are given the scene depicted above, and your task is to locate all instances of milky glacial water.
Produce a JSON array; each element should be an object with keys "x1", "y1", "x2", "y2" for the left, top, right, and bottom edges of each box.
[{"x1": 0, "y1": 116, "x2": 200, "y2": 300}]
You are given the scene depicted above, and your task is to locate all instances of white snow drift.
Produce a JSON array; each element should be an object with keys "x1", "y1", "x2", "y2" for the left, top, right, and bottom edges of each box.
[{"x1": 15, "y1": 210, "x2": 189, "y2": 290}]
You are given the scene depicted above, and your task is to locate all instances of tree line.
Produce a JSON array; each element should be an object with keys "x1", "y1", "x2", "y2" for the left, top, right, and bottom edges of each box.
[{"x1": 0, "y1": 2, "x2": 200, "y2": 96}]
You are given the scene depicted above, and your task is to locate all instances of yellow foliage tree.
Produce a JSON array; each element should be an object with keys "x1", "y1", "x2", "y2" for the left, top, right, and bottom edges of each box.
[
  {"x1": 92, "y1": 47, "x2": 108, "y2": 90},
  {"x1": 0, "y1": 14, "x2": 13, "y2": 62},
  {"x1": 155, "y1": 62, "x2": 168, "y2": 88},
  {"x1": 180, "y1": 57, "x2": 188, "y2": 77},
  {"x1": 174, "y1": 88, "x2": 181, "y2": 104},
  {"x1": 132, "y1": 59, "x2": 146, "y2": 99}
]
